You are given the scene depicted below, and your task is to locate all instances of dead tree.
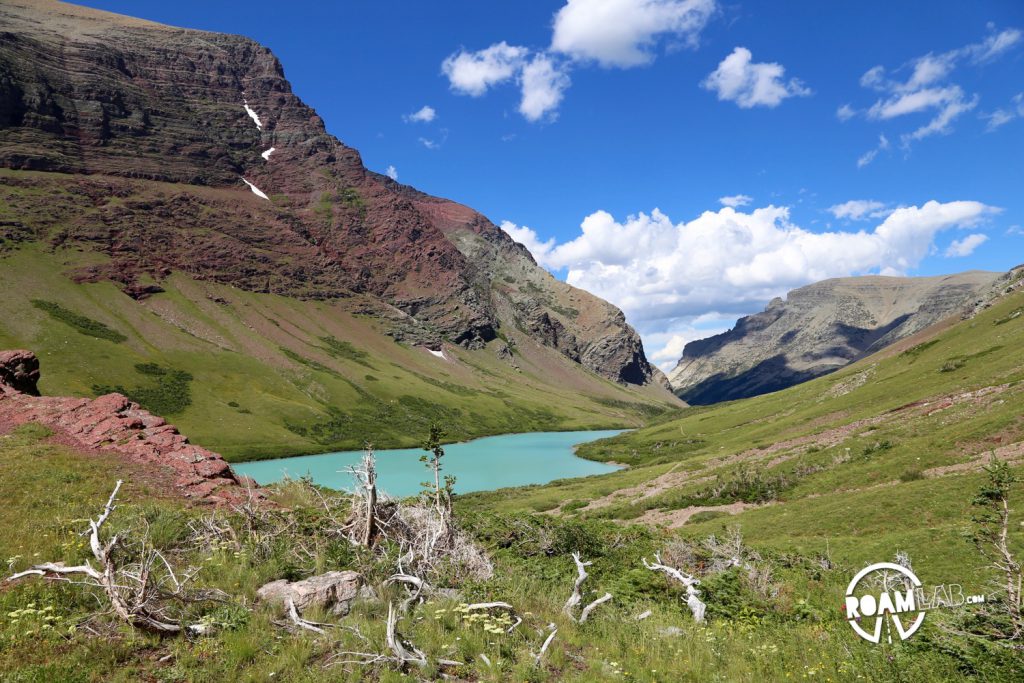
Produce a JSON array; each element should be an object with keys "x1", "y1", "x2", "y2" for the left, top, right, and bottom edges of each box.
[
  {"x1": 562, "y1": 552, "x2": 613, "y2": 624},
  {"x1": 643, "y1": 552, "x2": 706, "y2": 623},
  {"x1": 703, "y1": 526, "x2": 778, "y2": 599},
  {"x1": 346, "y1": 447, "x2": 378, "y2": 548},
  {"x1": 968, "y1": 458, "x2": 1023, "y2": 640},
  {"x1": 386, "y1": 601, "x2": 427, "y2": 666},
  {"x1": 5, "y1": 480, "x2": 215, "y2": 635}
]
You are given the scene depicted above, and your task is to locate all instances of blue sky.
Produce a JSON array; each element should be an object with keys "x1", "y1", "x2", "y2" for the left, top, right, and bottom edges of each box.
[{"x1": 79, "y1": 1, "x2": 1024, "y2": 369}]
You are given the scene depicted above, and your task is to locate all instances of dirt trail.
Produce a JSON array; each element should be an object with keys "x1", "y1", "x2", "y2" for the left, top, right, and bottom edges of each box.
[
  {"x1": 575, "y1": 382, "x2": 1016, "y2": 525},
  {"x1": 635, "y1": 502, "x2": 762, "y2": 529}
]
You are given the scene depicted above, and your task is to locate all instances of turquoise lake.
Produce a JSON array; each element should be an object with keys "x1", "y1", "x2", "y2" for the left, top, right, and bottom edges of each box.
[{"x1": 233, "y1": 430, "x2": 624, "y2": 497}]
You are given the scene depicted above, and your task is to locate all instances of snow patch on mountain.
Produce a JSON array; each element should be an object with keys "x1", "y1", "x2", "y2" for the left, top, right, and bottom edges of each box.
[
  {"x1": 241, "y1": 177, "x2": 269, "y2": 199},
  {"x1": 242, "y1": 100, "x2": 263, "y2": 130}
]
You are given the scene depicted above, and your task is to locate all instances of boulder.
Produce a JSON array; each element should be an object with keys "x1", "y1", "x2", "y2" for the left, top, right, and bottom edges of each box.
[
  {"x1": 0, "y1": 350, "x2": 40, "y2": 396},
  {"x1": 257, "y1": 571, "x2": 362, "y2": 616}
]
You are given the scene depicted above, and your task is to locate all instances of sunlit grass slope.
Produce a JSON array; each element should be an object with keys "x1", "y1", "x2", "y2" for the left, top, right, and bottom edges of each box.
[{"x1": 0, "y1": 245, "x2": 675, "y2": 460}]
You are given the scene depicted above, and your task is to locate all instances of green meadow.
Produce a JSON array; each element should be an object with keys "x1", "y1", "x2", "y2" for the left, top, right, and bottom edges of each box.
[{"x1": 0, "y1": 245, "x2": 673, "y2": 460}]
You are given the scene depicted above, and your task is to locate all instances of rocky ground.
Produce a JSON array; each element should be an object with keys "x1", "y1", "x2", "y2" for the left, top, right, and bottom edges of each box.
[{"x1": 0, "y1": 349, "x2": 254, "y2": 504}]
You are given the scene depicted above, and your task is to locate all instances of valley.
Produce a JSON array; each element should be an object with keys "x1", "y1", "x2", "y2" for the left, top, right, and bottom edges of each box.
[{"x1": 0, "y1": 1, "x2": 1021, "y2": 681}]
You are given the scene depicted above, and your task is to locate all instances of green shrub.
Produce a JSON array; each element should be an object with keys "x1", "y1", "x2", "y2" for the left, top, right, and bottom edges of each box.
[
  {"x1": 320, "y1": 336, "x2": 374, "y2": 368},
  {"x1": 901, "y1": 339, "x2": 940, "y2": 360},
  {"x1": 30, "y1": 299, "x2": 127, "y2": 343},
  {"x1": 561, "y1": 499, "x2": 589, "y2": 513},
  {"x1": 92, "y1": 363, "x2": 193, "y2": 415},
  {"x1": 861, "y1": 439, "x2": 895, "y2": 457},
  {"x1": 900, "y1": 469, "x2": 925, "y2": 482},
  {"x1": 280, "y1": 347, "x2": 341, "y2": 377},
  {"x1": 940, "y1": 359, "x2": 966, "y2": 373},
  {"x1": 688, "y1": 510, "x2": 729, "y2": 524}
]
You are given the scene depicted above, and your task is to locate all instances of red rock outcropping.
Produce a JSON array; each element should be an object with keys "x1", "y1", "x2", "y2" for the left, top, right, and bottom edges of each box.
[{"x1": 0, "y1": 349, "x2": 256, "y2": 504}]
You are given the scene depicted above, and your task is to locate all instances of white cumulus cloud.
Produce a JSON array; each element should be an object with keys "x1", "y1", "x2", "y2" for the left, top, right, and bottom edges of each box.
[
  {"x1": 550, "y1": 0, "x2": 717, "y2": 67},
  {"x1": 519, "y1": 54, "x2": 572, "y2": 122},
  {"x1": 442, "y1": 42, "x2": 529, "y2": 96},
  {"x1": 945, "y1": 233, "x2": 988, "y2": 257},
  {"x1": 442, "y1": 0, "x2": 719, "y2": 122},
  {"x1": 646, "y1": 324, "x2": 731, "y2": 371},
  {"x1": 500, "y1": 221, "x2": 556, "y2": 264},
  {"x1": 505, "y1": 200, "x2": 998, "y2": 359},
  {"x1": 719, "y1": 194, "x2": 752, "y2": 208},
  {"x1": 836, "y1": 104, "x2": 856, "y2": 121},
  {"x1": 404, "y1": 105, "x2": 436, "y2": 123},
  {"x1": 702, "y1": 47, "x2": 811, "y2": 108},
  {"x1": 385, "y1": 165, "x2": 398, "y2": 181}
]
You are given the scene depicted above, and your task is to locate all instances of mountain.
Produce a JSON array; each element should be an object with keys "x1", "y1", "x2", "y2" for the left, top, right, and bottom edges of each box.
[
  {"x1": 666, "y1": 271, "x2": 1000, "y2": 404},
  {"x1": 475, "y1": 268, "x2": 1024, "y2": 558},
  {"x1": 0, "y1": 0, "x2": 678, "y2": 458}
]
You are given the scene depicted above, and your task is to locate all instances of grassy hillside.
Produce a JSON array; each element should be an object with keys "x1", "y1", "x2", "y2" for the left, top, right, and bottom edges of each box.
[
  {"x1": 2, "y1": 422, "x2": 1019, "y2": 682},
  {"x1": 463, "y1": 283, "x2": 1024, "y2": 584},
  {"x1": 0, "y1": 245, "x2": 675, "y2": 460}
]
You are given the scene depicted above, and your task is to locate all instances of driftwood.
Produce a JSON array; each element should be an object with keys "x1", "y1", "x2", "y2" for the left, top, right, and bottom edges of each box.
[
  {"x1": 562, "y1": 552, "x2": 613, "y2": 624},
  {"x1": 386, "y1": 601, "x2": 426, "y2": 666},
  {"x1": 285, "y1": 597, "x2": 327, "y2": 634},
  {"x1": 643, "y1": 552, "x2": 706, "y2": 623},
  {"x1": 533, "y1": 627, "x2": 558, "y2": 666},
  {"x1": 5, "y1": 480, "x2": 216, "y2": 636}
]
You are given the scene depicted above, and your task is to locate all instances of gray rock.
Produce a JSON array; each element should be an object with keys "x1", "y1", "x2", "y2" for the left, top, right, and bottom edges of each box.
[
  {"x1": 257, "y1": 570, "x2": 362, "y2": 616},
  {"x1": 667, "y1": 272, "x2": 1002, "y2": 404}
]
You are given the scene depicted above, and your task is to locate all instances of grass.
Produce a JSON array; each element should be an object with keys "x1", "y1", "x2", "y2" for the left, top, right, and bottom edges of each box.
[
  {"x1": 0, "y1": 423, "x2": 1020, "y2": 681},
  {"x1": 462, "y1": 288, "x2": 1024, "y2": 589},
  {"x1": 0, "y1": 244, "x2": 676, "y2": 461}
]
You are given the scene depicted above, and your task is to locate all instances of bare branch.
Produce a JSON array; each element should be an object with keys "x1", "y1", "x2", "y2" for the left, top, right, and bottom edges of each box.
[
  {"x1": 578, "y1": 592, "x2": 612, "y2": 624},
  {"x1": 385, "y1": 601, "x2": 426, "y2": 666},
  {"x1": 6, "y1": 480, "x2": 214, "y2": 636},
  {"x1": 286, "y1": 597, "x2": 326, "y2": 634},
  {"x1": 643, "y1": 553, "x2": 706, "y2": 623},
  {"x1": 533, "y1": 628, "x2": 558, "y2": 667},
  {"x1": 563, "y1": 552, "x2": 592, "y2": 617}
]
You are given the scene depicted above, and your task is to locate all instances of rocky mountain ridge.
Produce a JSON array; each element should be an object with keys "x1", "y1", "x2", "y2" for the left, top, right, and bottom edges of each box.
[
  {"x1": 0, "y1": 0, "x2": 659, "y2": 386},
  {"x1": 668, "y1": 271, "x2": 1001, "y2": 404}
]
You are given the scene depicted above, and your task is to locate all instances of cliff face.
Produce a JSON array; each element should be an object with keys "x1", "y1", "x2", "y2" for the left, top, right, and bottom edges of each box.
[
  {"x1": 668, "y1": 272, "x2": 1001, "y2": 404},
  {"x1": 0, "y1": 0, "x2": 657, "y2": 384}
]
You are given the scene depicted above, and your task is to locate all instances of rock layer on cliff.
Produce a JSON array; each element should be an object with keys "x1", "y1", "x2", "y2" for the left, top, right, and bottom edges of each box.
[
  {"x1": 0, "y1": 0, "x2": 656, "y2": 385},
  {"x1": 668, "y1": 272, "x2": 1001, "y2": 404}
]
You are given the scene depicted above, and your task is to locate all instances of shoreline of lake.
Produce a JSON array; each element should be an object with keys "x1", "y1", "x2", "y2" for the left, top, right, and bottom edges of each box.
[{"x1": 232, "y1": 430, "x2": 625, "y2": 498}]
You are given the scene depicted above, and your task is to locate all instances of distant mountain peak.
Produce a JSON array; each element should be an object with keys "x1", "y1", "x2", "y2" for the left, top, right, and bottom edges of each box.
[{"x1": 668, "y1": 271, "x2": 1002, "y2": 404}]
